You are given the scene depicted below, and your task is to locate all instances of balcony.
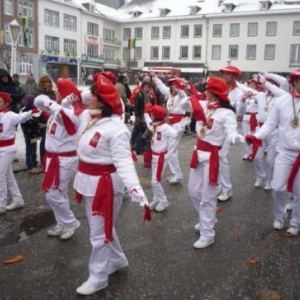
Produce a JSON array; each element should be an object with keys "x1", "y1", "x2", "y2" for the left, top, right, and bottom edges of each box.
[{"x1": 103, "y1": 38, "x2": 121, "y2": 46}]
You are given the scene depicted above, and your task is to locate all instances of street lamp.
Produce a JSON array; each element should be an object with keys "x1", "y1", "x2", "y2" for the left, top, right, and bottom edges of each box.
[
  {"x1": 9, "y1": 19, "x2": 21, "y2": 76},
  {"x1": 226, "y1": 59, "x2": 231, "y2": 66}
]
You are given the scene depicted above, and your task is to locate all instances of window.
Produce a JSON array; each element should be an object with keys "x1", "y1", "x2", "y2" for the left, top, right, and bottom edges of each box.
[
  {"x1": 265, "y1": 44, "x2": 275, "y2": 60},
  {"x1": 293, "y1": 21, "x2": 300, "y2": 35},
  {"x1": 45, "y1": 35, "x2": 59, "y2": 52},
  {"x1": 123, "y1": 28, "x2": 131, "y2": 40},
  {"x1": 290, "y1": 44, "x2": 300, "y2": 66},
  {"x1": 134, "y1": 47, "x2": 142, "y2": 60},
  {"x1": 64, "y1": 14, "x2": 77, "y2": 31},
  {"x1": 163, "y1": 26, "x2": 171, "y2": 39},
  {"x1": 193, "y1": 46, "x2": 201, "y2": 59},
  {"x1": 64, "y1": 39, "x2": 77, "y2": 54},
  {"x1": 213, "y1": 24, "x2": 222, "y2": 37},
  {"x1": 103, "y1": 28, "x2": 115, "y2": 42},
  {"x1": 4, "y1": 23, "x2": 12, "y2": 44},
  {"x1": 44, "y1": 9, "x2": 59, "y2": 27},
  {"x1": 229, "y1": 45, "x2": 238, "y2": 60},
  {"x1": 260, "y1": 1, "x2": 269, "y2": 10},
  {"x1": 230, "y1": 23, "x2": 240, "y2": 37},
  {"x1": 180, "y1": 46, "x2": 188, "y2": 59},
  {"x1": 87, "y1": 44, "x2": 98, "y2": 56},
  {"x1": 135, "y1": 27, "x2": 142, "y2": 39},
  {"x1": 19, "y1": 58, "x2": 32, "y2": 75},
  {"x1": 18, "y1": 0, "x2": 34, "y2": 18},
  {"x1": 19, "y1": 26, "x2": 34, "y2": 48},
  {"x1": 194, "y1": 24, "x2": 202, "y2": 38},
  {"x1": 181, "y1": 25, "x2": 189, "y2": 38},
  {"x1": 4, "y1": 0, "x2": 13, "y2": 15},
  {"x1": 123, "y1": 47, "x2": 130, "y2": 60},
  {"x1": 151, "y1": 46, "x2": 159, "y2": 59},
  {"x1": 246, "y1": 45, "x2": 256, "y2": 60},
  {"x1": 248, "y1": 22, "x2": 258, "y2": 36},
  {"x1": 103, "y1": 49, "x2": 115, "y2": 62},
  {"x1": 151, "y1": 27, "x2": 159, "y2": 39},
  {"x1": 162, "y1": 46, "x2": 170, "y2": 59},
  {"x1": 266, "y1": 22, "x2": 276, "y2": 36},
  {"x1": 87, "y1": 22, "x2": 98, "y2": 36},
  {"x1": 212, "y1": 45, "x2": 221, "y2": 60}
]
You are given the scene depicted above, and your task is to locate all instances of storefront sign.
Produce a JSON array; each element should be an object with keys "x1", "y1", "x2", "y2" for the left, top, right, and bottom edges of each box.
[
  {"x1": 81, "y1": 55, "x2": 104, "y2": 66},
  {"x1": 42, "y1": 55, "x2": 77, "y2": 65}
]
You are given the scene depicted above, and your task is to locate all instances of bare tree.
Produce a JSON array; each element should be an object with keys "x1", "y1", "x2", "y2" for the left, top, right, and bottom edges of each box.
[{"x1": 0, "y1": 44, "x2": 11, "y2": 73}]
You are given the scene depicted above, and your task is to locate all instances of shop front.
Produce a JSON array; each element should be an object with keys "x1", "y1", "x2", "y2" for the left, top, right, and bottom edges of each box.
[{"x1": 81, "y1": 54, "x2": 104, "y2": 83}]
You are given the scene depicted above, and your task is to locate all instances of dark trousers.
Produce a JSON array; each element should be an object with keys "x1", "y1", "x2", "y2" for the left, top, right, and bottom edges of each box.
[
  {"x1": 39, "y1": 127, "x2": 46, "y2": 164},
  {"x1": 24, "y1": 135, "x2": 38, "y2": 170}
]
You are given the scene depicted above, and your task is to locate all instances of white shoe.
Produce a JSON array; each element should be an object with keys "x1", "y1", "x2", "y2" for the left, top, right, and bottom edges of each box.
[
  {"x1": 108, "y1": 260, "x2": 129, "y2": 275},
  {"x1": 76, "y1": 280, "x2": 108, "y2": 295},
  {"x1": 48, "y1": 225, "x2": 64, "y2": 236},
  {"x1": 6, "y1": 201, "x2": 24, "y2": 211},
  {"x1": 168, "y1": 177, "x2": 181, "y2": 185},
  {"x1": 273, "y1": 218, "x2": 285, "y2": 230},
  {"x1": 194, "y1": 223, "x2": 200, "y2": 231},
  {"x1": 193, "y1": 237, "x2": 214, "y2": 249},
  {"x1": 286, "y1": 225, "x2": 299, "y2": 236},
  {"x1": 149, "y1": 201, "x2": 159, "y2": 210},
  {"x1": 217, "y1": 190, "x2": 233, "y2": 202},
  {"x1": 167, "y1": 176, "x2": 174, "y2": 182},
  {"x1": 154, "y1": 202, "x2": 169, "y2": 212},
  {"x1": 254, "y1": 178, "x2": 264, "y2": 188},
  {"x1": 285, "y1": 202, "x2": 293, "y2": 211},
  {"x1": 242, "y1": 154, "x2": 249, "y2": 160},
  {"x1": 264, "y1": 182, "x2": 272, "y2": 190},
  {"x1": 60, "y1": 220, "x2": 80, "y2": 240}
]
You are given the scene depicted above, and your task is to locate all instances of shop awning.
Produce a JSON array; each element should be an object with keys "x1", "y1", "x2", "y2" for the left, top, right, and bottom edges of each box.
[{"x1": 180, "y1": 68, "x2": 204, "y2": 74}]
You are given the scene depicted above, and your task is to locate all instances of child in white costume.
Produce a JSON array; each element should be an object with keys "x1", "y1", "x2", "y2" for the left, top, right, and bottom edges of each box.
[
  {"x1": 144, "y1": 104, "x2": 190, "y2": 212},
  {"x1": 0, "y1": 92, "x2": 36, "y2": 214},
  {"x1": 181, "y1": 77, "x2": 244, "y2": 249}
]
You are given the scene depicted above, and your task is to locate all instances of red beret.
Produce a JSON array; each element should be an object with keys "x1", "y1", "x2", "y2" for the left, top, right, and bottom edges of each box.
[
  {"x1": 152, "y1": 105, "x2": 167, "y2": 119},
  {"x1": 219, "y1": 66, "x2": 242, "y2": 78},
  {"x1": 56, "y1": 78, "x2": 80, "y2": 98},
  {"x1": 96, "y1": 75, "x2": 123, "y2": 115},
  {"x1": 289, "y1": 68, "x2": 300, "y2": 84},
  {"x1": 0, "y1": 92, "x2": 12, "y2": 104},
  {"x1": 100, "y1": 71, "x2": 117, "y2": 85},
  {"x1": 206, "y1": 76, "x2": 229, "y2": 103}
]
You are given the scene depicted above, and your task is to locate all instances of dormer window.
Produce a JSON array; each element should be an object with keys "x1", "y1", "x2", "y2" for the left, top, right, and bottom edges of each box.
[
  {"x1": 129, "y1": 10, "x2": 142, "y2": 18},
  {"x1": 259, "y1": 1, "x2": 272, "y2": 10},
  {"x1": 224, "y1": 3, "x2": 236, "y2": 12},
  {"x1": 159, "y1": 8, "x2": 171, "y2": 17},
  {"x1": 190, "y1": 6, "x2": 201, "y2": 15}
]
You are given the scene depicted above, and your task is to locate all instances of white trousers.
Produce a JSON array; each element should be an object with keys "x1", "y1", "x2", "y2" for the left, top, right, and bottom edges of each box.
[
  {"x1": 167, "y1": 128, "x2": 184, "y2": 180},
  {"x1": 242, "y1": 120, "x2": 253, "y2": 156},
  {"x1": 188, "y1": 159, "x2": 218, "y2": 241},
  {"x1": 0, "y1": 152, "x2": 23, "y2": 210},
  {"x1": 218, "y1": 141, "x2": 232, "y2": 194},
  {"x1": 272, "y1": 149, "x2": 300, "y2": 226},
  {"x1": 151, "y1": 154, "x2": 168, "y2": 206},
  {"x1": 45, "y1": 156, "x2": 78, "y2": 227},
  {"x1": 85, "y1": 194, "x2": 126, "y2": 285}
]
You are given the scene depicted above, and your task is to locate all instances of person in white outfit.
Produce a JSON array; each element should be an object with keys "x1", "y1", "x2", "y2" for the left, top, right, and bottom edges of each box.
[
  {"x1": 34, "y1": 78, "x2": 81, "y2": 240},
  {"x1": 246, "y1": 68, "x2": 300, "y2": 237},
  {"x1": 0, "y1": 92, "x2": 36, "y2": 214},
  {"x1": 217, "y1": 66, "x2": 244, "y2": 201},
  {"x1": 144, "y1": 104, "x2": 190, "y2": 212},
  {"x1": 181, "y1": 77, "x2": 244, "y2": 249},
  {"x1": 72, "y1": 74, "x2": 150, "y2": 296},
  {"x1": 151, "y1": 72, "x2": 187, "y2": 184}
]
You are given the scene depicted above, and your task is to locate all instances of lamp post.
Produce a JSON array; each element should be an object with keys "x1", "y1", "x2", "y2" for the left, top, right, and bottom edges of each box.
[
  {"x1": 9, "y1": 19, "x2": 21, "y2": 76},
  {"x1": 203, "y1": 64, "x2": 208, "y2": 80},
  {"x1": 226, "y1": 59, "x2": 231, "y2": 66}
]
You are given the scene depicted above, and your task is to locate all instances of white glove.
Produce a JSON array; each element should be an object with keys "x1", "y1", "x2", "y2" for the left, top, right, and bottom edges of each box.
[
  {"x1": 34, "y1": 94, "x2": 53, "y2": 110},
  {"x1": 183, "y1": 116, "x2": 191, "y2": 126},
  {"x1": 129, "y1": 114, "x2": 135, "y2": 124},
  {"x1": 260, "y1": 71, "x2": 270, "y2": 78},
  {"x1": 128, "y1": 186, "x2": 149, "y2": 207},
  {"x1": 61, "y1": 93, "x2": 77, "y2": 108},
  {"x1": 149, "y1": 69, "x2": 155, "y2": 76},
  {"x1": 256, "y1": 74, "x2": 266, "y2": 85},
  {"x1": 231, "y1": 134, "x2": 245, "y2": 145},
  {"x1": 81, "y1": 90, "x2": 91, "y2": 106}
]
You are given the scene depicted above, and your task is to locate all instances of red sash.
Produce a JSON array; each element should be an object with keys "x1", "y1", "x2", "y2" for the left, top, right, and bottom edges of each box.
[
  {"x1": 0, "y1": 138, "x2": 15, "y2": 147},
  {"x1": 42, "y1": 150, "x2": 77, "y2": 192},
  {"x1": 287, "y1": 152, "x2": 300, "y2": 193},
  {"x1": 190, "y1": 139, "x2": 221, "y2": 185},
  {"x1": 245, "y1": 112, "x2": 258, "y2": 131},
  {"x1": 152, "y1": 150, "x2": 167, "y2": 182},
  {"x1": 76, "y1": 161, "x2": 116, "y2": 243},
  {"x1": 169, "y1": 113, "x2": 184, "y2": 125}
]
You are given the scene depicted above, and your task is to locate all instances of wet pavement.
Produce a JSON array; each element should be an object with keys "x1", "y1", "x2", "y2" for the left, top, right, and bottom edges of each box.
[{"x1": 1, "y1": 127, "x2": 299, "y2": 300}]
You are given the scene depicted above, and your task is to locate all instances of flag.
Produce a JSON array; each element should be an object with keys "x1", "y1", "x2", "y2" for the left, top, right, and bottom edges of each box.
[
  {"x1": 23, "y1": 17, "x2": 32, "y2": 47},
  {"x1": 128, "y1": 38, "x2": 136, "y2": 49}
]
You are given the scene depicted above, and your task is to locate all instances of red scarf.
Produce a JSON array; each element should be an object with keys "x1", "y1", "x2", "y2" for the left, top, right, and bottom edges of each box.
[
  {"x1": 290, "y1": 89, "x2": 300, "y2": 98},
  {"x1": 287, "y1": 153, "x2": 300, "y2": 192},
  {"x1": 0, "y1": 107, "x2": 10, "y2": 113},
  {"x1": 152, "y1": 150, "x2": 167, "y2": 182},
  {"x1": 59, "y1": 110, "x2": 77, "y2": 135},
  {"x1": 207, "y1": 102, "x2": 222, "y2": 110},
  {"x1": 190, "y1": 96, "x2": 208, "y2": 125},
  {"x1": 228, "y1": 81, "x2": 237, "y2": 91},
  {"x1": 246, "y1": 112, "x2": 258, "y2": 132},
  {"x1": 245, "y1": 135, "x2": 262, "y2": 162}
]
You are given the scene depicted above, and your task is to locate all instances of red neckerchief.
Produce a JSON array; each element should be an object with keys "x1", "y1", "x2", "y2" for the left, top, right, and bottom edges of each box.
[
  {"x1": 290, "y1": 89, "x2": 300, "y2": 98},
  {"x1": 171, "y1": 91, "x2": 177, "y2": 96},
  {"x1": 0, "y1": 107, "x2": 10, "y2": 113},
  {"x1": 90, "y1": 114, "x2": 101, "y2": 119},
  {"x1": 207, "y1": 102, "x2": 222, "y2": 110},
  {"x1": 228, "y1": 81, "x2": 237, "y2": 91}
]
